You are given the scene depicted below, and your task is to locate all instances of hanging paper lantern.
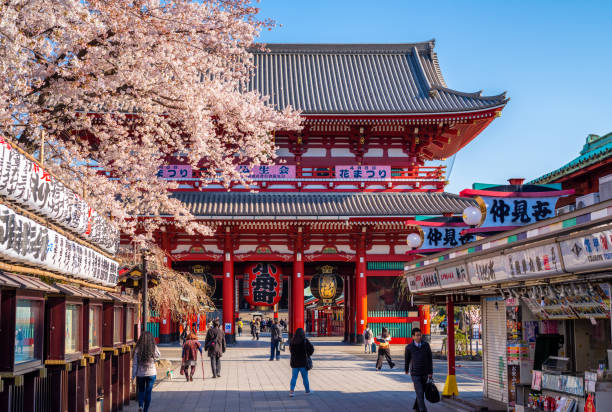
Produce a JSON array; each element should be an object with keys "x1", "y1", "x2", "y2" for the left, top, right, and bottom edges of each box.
[
  {"x1": 244, "y1": 263, "x2": 282, "y2": 307},
  {"x1": 310, "y1": 265, "x2": 343, "y2": 305},
  {"x1": 191, "y1": 265, "x2": 216, "y2": 295}
]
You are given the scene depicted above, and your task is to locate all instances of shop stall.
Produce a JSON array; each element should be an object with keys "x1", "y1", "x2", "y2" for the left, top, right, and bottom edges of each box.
[
  {"x1": 0, "y1": 272, "x2": 58, "y2": 411},
  {"x1": 83, "y1": 287, "x2": 112, "y2": 412},
  {"x1": 404, "y1": 199, "x2": 612, "y2": 412}
]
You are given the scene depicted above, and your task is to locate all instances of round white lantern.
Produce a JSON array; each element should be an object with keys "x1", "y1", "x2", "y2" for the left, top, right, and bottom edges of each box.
[
  {"x1": 406, "y1": 233, "x2": 423, "y2": 249},
  {"x1": 462, "y1": 206, "x2": 482, "y2": 226}
]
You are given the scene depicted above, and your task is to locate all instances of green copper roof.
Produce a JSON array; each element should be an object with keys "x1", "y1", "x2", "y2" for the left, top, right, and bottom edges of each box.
[{"x1": 530, "y1": 132, "x2": 612, "y2": 184}]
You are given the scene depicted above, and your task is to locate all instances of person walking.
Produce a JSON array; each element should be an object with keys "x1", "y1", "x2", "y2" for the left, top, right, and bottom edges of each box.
[
  {"x1": 270, "y1": 318, "x2": 283, "y2": 361},
  {"x1": 363, "y1": 325, "x2": 374, "y2": 354},
  {"x1": 237, "y1": 319, "x2": 243, "y2": 337},
  {"x1": 254, "y1": 319, "x2": 260, "y2": 340},
  {"x1": 180, "y1": 325, "x2": 190, "y2": 346},
  {"x1": 289, "y1": 328, "x2": 314, "y2": 397},
  {"x1": 132, "y1": 331, "x2": 160, "y2": 412},
  {"x1": 405, "y1": 328, "x2": 433, "y2": 412},
  {"x1": 375, "y1": 327, "x2": 395, "y2": 370},
  {"x1": 204, "y1": 320, "x2": 226, "y2": 378},
  {"x1": 250, "y1": 320, "x2": 256, "y2": 340},
  {"x1": 181, "y1": 332, "x2": 202, "y2": 381}
]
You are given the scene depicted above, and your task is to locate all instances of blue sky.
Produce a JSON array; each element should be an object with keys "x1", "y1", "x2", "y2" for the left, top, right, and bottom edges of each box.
[{"x1": 256, "y1": 0, "x2": 612, "y2": 193}]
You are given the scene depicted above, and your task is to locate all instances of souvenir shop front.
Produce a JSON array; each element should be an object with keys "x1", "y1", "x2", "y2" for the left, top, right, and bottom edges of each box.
[
  {"x1": 405, "y1": 199, "x2": 612, "y2": 412},
  {"x1": 0, "y1": 138, "x2": 128, "y2": 412}
]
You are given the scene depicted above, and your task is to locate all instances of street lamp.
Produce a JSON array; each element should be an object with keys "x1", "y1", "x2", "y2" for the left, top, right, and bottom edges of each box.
[
  {"x1": 141, "y1": 249, "x2": 151, "y2": 334},
  {"x1": 462, "y1": 206, "x2": 482, "y2": 227},
  {"x1": 406, "y1": 232, "x2": 423, "y2": 250}
]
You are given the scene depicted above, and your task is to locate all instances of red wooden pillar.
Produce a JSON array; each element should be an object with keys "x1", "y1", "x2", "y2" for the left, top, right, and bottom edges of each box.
[
  {"x1": 350, "y1": 273, "x2": 356, "y2": 343},
  {"x1": 159, "y1": 308, "x2": 172, "y2": 344},
  {"x1": 222, "y1": 227, "x2": 235, "y2": 344},
  {"x1": 442, "y1": 296, "x2": 459, "y2": 396},
  {"x1": 343, "y1": 275, "x2": 350, "y2": 342},
  {"x1": 355, "y1": 231, "x2": 367, "y2": 344},
  {"x1": 292, "y1": 227, "x2": 305, "y2": 334}
]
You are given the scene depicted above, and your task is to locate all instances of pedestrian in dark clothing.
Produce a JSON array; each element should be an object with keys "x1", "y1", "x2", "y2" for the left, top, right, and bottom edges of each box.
[
  {"x1": 405, "y1": 328, "x2": 433, "y2": 412},
  {"x1": 204, "y1": 320, "x2": 226, "y2": 378},
  {"x1": 270, "y1": 319, "x2": 283, "y2": 361},
  {"x1": 289, "y1": 328, "x2": 314, "y2": 397},
  {"x1": 181, "y1": 332, "x2": 202, "y2": 381},
  {"x1": 376, "y1": 327, "x2": 395, "y2": 370}
]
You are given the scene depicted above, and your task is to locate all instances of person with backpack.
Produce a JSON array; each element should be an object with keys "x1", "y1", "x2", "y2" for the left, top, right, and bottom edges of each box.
[
  {"x1": 375, "y1": 327, "x2": 395, "y2": 370},
  {"x1": 363, "y1": 325, "x2": 374, "y2": 354},
  {"x1": 132, "y1": 331, "x2": 160, "y2": 412},
  {"x1": 270, "y1": 318, "x2": 283, "y2": 361},
  {"x1": 181, "y1": 332, "x2": 202, "y2": 381},
  {"x1": 204, "y1": 320, "x2": 226, "y2": 378},
  {"x1": 237, "y1": 319, "x2": 243, "y2": 337},
  {"x1": 289, "y1": 328, "x2": 314, "y2": 397},
  {"x1": 404, "y1": 328, "x2": 433, "y2": 412}
]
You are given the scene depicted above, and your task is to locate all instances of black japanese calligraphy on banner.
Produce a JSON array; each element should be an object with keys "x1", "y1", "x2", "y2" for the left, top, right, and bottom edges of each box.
[
  {"x1": 0, "y1": 138, "x2": 119, "y2": 254},
  {"x1": 244, "y1": 263, "x2": 282, "y2": 306},
  {"x1": 479, "y1": 196, "x2": 558, "y2": 228},
  {"x1": 0, "y1": 203, "x2": 118, "y2": 286},
  {"x1": 422, "y1": 226, "x2": 474, "y2": 250}
]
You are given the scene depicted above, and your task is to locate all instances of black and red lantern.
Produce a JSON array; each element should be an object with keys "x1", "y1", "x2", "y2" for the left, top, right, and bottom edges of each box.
[{"x1": 244, "y1": 263, "x2": 282, "y2": 307}]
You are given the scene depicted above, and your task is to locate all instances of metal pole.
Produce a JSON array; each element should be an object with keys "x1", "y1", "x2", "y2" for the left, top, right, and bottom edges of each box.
[{"x1": 142, "y1": 251, "x2": 149, "y2": 334}]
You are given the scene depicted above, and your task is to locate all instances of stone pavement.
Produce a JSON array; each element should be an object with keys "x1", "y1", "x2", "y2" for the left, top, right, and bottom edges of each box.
[{"x1": 125, "y1": 336, "x2": 484, "y2": 411}]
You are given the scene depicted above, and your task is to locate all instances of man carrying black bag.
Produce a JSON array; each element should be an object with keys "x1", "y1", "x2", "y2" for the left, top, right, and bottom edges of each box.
[{"x1": 405, "y1": 328, "x2": 433, "y2": 412}]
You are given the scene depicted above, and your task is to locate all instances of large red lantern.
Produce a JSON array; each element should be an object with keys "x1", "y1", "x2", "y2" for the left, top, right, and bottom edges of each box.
[{"x1": 244, "y1": 263, "x2": 282, "y2": 307}]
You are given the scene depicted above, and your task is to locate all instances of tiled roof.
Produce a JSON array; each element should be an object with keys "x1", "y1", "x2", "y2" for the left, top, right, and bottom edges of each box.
[
  {"x1": 0, "y1": 272, "x2": 59, "y2": 292},
  {"x1": 250, "y1": 42, "x2": 508, "y2": 114},
  {"x1": 171, "y1": 192, "x2": 475, "y2": 218},
  {"x1": 531, "y1": 132, "x2": 612, "y2": 184}
]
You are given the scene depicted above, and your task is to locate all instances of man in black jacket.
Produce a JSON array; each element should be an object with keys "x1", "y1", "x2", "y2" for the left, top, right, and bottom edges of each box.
[
  {"x1": 405, "y1": 328, "x2": 433, "y2": 412},
  {"x1": 270, "y1": 318, "x2": 282, "y2": 361}
]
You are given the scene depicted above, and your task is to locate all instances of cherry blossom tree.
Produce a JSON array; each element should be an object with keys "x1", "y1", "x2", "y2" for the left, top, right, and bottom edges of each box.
[{"x1": 0, "y1": 0, "x2": 301, "y2": 244}]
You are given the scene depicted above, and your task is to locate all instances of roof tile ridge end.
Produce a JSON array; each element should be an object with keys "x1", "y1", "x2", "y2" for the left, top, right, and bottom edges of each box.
[{"x1": 431, "y1": 85, "x2": 508, "y2": 101}]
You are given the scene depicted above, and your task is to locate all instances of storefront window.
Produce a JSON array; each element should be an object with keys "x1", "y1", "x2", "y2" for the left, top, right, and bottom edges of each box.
[
  {"x1": 89, "y1": 305, "x2": 102, "y2": 349},
  {"x1": 65, "y1": 304, "x2": 82, "y2": 354},
  {"x1": 15, "y1": 299, "x2": 42, "y2": 364},
  {"x1": 113, "y1": 307, "x2": 123, "y2": 344},
  {"x1": 125, "y1": 307, "x2": 134, "y2": 342}
]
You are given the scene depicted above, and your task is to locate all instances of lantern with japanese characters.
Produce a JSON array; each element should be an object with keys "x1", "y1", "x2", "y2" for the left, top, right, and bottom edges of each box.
[
  {"x1": 244, "y1": 263, "x2": 282, "y2": 307},
  {"x1": 310, "y1": 265, "x2": 343, "y2": 306}
]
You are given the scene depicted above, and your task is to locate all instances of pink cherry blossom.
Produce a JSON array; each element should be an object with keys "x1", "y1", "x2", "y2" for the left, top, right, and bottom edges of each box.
[{"x1": 1, "y1": 0, "x2": 301, "y2": 245}]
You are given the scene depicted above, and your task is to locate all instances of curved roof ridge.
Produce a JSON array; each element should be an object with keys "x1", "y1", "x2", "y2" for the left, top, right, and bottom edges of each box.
[
  {"x1": 257, "y1": 41, "x2": 436, "y2": 54},
  {"x1": 431, "y1": 85, "x2": 508, "y2": 101}
]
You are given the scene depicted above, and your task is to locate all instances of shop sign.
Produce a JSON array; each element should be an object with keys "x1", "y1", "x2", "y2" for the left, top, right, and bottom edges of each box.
[
  {"x1": 437, "y1": 264, "x2": 470, "y2": 288},
  {"x1": 334, "y1": 165, "x2": 390, "y2": 180},
  {"x1": 479, "y1": 196, "x2": 558, "y2": 228},
  {"x1": 467, "y1": 254, "x2": 509, "y2": 285},
  {"x1": 157, "y1": 165, "x2": 192, "y2": 179},
  {"x1": 507, "y1": 243, "x2": 564, "y2": 279},
  {"x1": 408, "y1": 270, "x2": 440, "y2": 292},
  {"x1": 0, "y1": 203, "x2": 118, "y2": 286},
  {"x1": 237, "y1": 165, "x2": 296, "y2": 179},
  {"x1": 0, "y1": 138, "x2": 118, "y2": 254},
  {"x1": 507, "y1": 364, "x2": 520, "y2": 406},
  {"x1": 560, "y1": 229, "x2": 612, "y2": 272},
  {"x1": 421, "y1": 226, "x2": 474, "y2": 250}
]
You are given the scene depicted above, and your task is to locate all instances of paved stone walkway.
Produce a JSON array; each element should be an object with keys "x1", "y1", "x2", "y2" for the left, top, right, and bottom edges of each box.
[{"x1": 125, "y1": 336, "x2": 484, "y2": 411}]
